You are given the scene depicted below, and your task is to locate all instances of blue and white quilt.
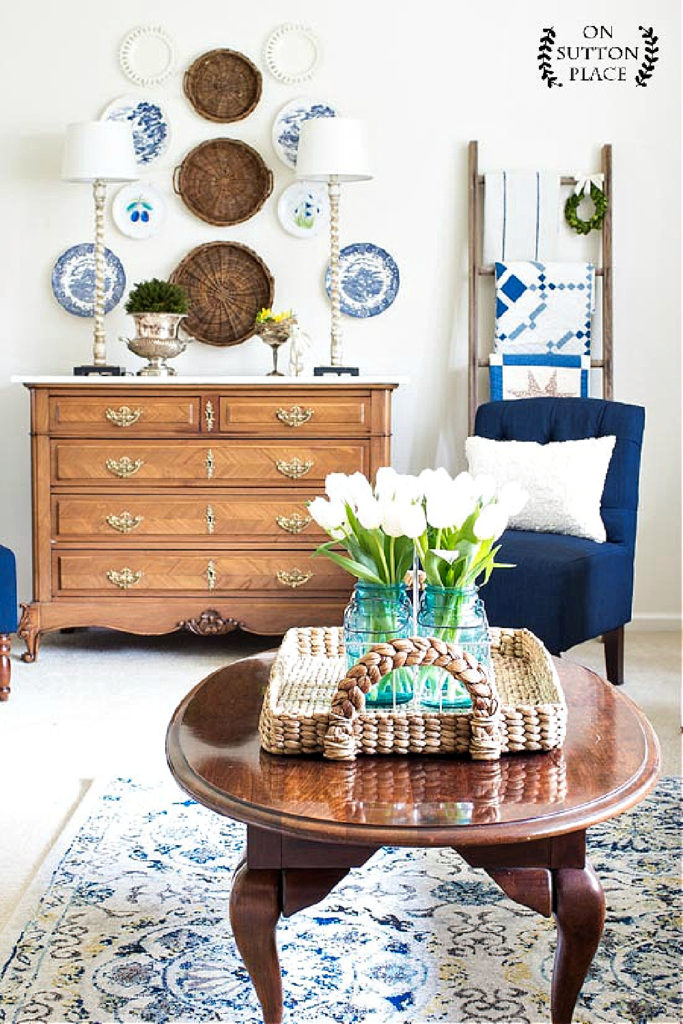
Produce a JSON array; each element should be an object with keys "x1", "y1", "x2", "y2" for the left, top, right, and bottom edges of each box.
[
  {"x1": 489, "y1": 352, "x2": 590, "y2": 401},
  {"x1": 494, "y1": 261, "x2": 594, "y2": 356}
]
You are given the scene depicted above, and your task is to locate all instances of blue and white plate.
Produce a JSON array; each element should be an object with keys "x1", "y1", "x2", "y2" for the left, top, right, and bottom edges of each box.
[
  {"x1": 101, "y1": 94, "x2": 170, "y2": 166},
  {"x1": 51, "y1": 243, "x2": 126, "y2": 318},
  {"x1": 325, "y1": 243, "x2": 400, "y2": 318},
  {"x1": 277, "y1": 182, "x2": 328, "y2": 238},
  {"x1": 272, "y1": 97, "x2": 336, "y2": 169},
  {"x1": 112, "y1": 182, "x2": 165, "y2": 239}
]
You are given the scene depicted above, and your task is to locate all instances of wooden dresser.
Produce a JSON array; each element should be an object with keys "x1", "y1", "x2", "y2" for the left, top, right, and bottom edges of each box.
[{"x1": 16, "y1": 378, "x2": 401, "y2": 660}]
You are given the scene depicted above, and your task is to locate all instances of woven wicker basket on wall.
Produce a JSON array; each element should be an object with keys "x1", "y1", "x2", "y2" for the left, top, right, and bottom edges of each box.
[
  {"x1": 259, "y1": 627, "x2": 567, "y2": 762},
  {"x1": 173, "y1": 139, "x2": 273, "y2": 226},
  {"x1": 170, "y1": 242, "x2": 274, "y2": 347},
  {"x1": 184, "y1": 48, "x2": 262, "y2": 122}
]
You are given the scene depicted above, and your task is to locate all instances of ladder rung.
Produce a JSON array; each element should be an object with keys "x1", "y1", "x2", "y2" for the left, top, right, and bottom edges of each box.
[
  {"x1": 477, "y1": 266, "x2": 604, "y2": 277},
  {"x1": 477, "y1": 358, "x2": 606, "y2": 369},
  {"x1": 477, "y1": 174, "x2": 580, "y2": 186}
]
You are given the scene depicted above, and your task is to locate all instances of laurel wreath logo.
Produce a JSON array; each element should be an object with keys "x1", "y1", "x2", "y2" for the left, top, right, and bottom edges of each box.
[
  {"x1": 635, "y1": 26, "x2": 659, "y2": 86},
  {"x1": 537, "y1": 27, "x2": 563, "y2": 87}
]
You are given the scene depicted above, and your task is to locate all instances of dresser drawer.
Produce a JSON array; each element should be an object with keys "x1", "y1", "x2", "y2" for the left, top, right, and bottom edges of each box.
[
  {"x1": 53, "y1": 550, "x2": 351, "y2": 595},
  {"x1": 51, "y1": 440, "x2": 369, "y2": 486},
  {"x1": 52, "y1": 494, "x2": 326, "y2": 541},
  {"x1": 48, "y1": 395, "x2": 201, "y2": 434},
  {"x1": 219, "y1": 392, "x2": 371, "y2": 435}
]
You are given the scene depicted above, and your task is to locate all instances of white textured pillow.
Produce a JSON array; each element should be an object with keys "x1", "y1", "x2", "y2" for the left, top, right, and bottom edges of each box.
[{"x1": 465, "y1": 435, "x2": 616, "y2": 543}]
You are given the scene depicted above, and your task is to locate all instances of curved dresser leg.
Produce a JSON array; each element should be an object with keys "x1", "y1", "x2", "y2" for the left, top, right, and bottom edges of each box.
[
  {"x1": 18, "y1": 603, "x2": 41, "y2": 663},
  {"x1": 0, "y1": 634, "x2": 10, "y2": 700},
  {"x1": 229, "y1": 862, "x2": 283, "y2": 1024},
  {"x1": 551, "y1": 863, "x2": 605, "y2": 1024}
]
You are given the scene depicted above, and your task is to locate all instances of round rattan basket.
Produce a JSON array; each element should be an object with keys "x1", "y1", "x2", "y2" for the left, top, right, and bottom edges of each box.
[
  {"x1": 183, "y1": 48, "x2": 262, "y2": 122},
  {"x1": 173, "y1": 139, "x2": 273, "y2": 226},
  {"x1": 170, "y1": 242, "x2": 274, "y2": 347}
]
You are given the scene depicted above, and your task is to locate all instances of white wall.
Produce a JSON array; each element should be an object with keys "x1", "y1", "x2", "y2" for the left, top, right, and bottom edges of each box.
[{"x1": 0, "y1": 0, "x2": 680, "y2": 625}]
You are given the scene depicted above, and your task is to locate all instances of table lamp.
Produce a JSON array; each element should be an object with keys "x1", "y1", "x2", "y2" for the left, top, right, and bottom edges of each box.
[
  {"x1": 62, "y1": 121, "x2": 138, "y2": 375},
  {"x1": 296, "y1": 118, "x2": 372, "y2": 375}
]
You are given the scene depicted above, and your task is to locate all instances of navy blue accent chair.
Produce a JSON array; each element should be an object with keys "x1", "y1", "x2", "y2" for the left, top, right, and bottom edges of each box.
[
  {"x1": 0, "y1": 545, "x2": 17, "y2": 700},
  {"x1": 474, "y1": 398, "x2": 645, "y2": 685}
]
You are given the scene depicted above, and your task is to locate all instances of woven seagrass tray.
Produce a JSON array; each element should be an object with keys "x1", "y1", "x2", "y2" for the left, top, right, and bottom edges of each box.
[
  {"x1": 259, "y1": 627, "x2": 567, "y2": 762},
  {"x1": 184, "y1": 48, "x2": 262, "y2": 122},
  {"x1": 170, "y1": 242, "x2": 273, "y2": 347},
  {"x1": 173, "y1": 139, "x2": 273, "y2": 226}
]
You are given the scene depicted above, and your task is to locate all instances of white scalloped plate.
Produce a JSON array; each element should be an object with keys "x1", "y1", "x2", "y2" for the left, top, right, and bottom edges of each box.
[
  {"x1": 264, "y1": 23, "x2": 320, "y2": 84},
  {"x1": 119, "y1": 25, "x2": 175, "y2": 88}
]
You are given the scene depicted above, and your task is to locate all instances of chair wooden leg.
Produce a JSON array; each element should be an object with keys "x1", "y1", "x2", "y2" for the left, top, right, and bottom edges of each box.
[
  {"x1": 603, "y1": 626, "x2": 624, "y2": 686},
  {"x1": 0, "y1": 633, "x2": 11, "y2": 701}
]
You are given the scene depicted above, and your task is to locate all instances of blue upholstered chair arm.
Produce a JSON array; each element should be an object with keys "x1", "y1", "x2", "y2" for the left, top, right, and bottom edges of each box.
[{"x1": 0, "y1": 545, "x2": 18, "y2": 634}]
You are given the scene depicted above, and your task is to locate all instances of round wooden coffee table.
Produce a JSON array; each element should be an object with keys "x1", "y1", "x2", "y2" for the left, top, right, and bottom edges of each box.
[{"x1": 166, "y1": 652, "x2": 659, "y2": 1024}]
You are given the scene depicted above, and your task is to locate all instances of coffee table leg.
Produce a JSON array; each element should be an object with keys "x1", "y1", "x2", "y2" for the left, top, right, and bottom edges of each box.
[
  {"x1": 551, "y1": 863, "x2": 605, "y2": 1024},
  {"x1": 464, "y1": 838, "x2": 605, "y2": 1024},
  {"x1": 229, "y1": 860, "x2": 283, "y2": 1024}
]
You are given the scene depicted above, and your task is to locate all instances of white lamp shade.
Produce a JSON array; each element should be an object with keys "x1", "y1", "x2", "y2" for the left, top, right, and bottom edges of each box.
[
  {"x1": 296, "y1": 118, "x2": 373, "y2": 182},
  {"x1": 62, "y1": 121, "x2": 138, "y2": 183}
]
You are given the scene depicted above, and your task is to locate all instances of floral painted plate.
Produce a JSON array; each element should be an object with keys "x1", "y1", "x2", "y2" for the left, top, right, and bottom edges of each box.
[
  {"x1": 51, "y1": 243, "x2": 126, "y2": 317},
  {"x1": 101, "y1": 94, "x2": 171, "y2": 166},
  {"x1": 277, "y1": 182, "x2": 328, "y2": 238},
  {"x1": 112, "y1": 182, "x2": 166, "y2": 239},
  {"x1": 271, "y1": 97, "x2": 336, "y2": 169},
  {"x1": 325, "y1": 243, "x2": 400, "y2": 318}
]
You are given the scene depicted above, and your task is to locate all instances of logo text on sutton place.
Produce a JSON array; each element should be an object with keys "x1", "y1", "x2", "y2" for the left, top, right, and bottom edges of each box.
[{"x1": 538, "y1": 25, "x2": 659, "y2": 88}]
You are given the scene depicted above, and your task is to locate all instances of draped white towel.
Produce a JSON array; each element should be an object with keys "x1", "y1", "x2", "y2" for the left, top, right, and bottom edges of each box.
[{"x1": 483, "y1": 171, "x2": 560, "y2": 266}]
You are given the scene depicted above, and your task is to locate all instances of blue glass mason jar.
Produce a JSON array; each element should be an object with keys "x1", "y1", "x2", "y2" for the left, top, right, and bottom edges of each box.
[
  {"x1": 417, "y1": 584, "x2": 490, "y2": 708},
  {"x1": 343, "y1": 582, "x2": 413, "y2": 707}
]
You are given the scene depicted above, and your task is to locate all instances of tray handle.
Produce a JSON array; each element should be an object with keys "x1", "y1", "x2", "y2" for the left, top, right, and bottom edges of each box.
[
  {"x1": 324, "y1": 636, "x2": 501, "y2": 763},
  {"x1": 172, "y1": 165, "x2": 182, "y2": 195}
]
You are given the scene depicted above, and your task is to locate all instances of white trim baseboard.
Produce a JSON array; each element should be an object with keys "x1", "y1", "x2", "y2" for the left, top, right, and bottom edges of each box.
[{"x1": 629, "y1": 614, "x2": 682, "y2": 632}]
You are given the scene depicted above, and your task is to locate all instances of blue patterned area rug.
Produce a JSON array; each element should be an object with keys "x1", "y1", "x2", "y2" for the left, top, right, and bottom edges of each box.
[{"x1": 0, "y1": 777, "x2": 679, "y2": 1024}]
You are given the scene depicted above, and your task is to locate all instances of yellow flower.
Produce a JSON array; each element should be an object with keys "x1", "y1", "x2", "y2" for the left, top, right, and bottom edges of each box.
[{"x1": 255, "y1": 307, "x2": 294, "y2": 325}]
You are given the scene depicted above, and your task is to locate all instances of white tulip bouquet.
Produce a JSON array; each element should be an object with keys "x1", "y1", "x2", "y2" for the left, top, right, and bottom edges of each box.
[
  {"x1": 415, "y1": 468, "x2": 528, "y2": 589},
  {"x1": 308, "y1": 466, "x2": 527, "y2": 589},
  {"x1": 308, "y1": 468, "x2": 427, "y2": 584}
]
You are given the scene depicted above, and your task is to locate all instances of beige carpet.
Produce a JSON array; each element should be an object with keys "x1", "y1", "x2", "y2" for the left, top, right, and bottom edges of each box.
[{"x1": 0, "y1": 627, "x2": 679, "y2": 935}]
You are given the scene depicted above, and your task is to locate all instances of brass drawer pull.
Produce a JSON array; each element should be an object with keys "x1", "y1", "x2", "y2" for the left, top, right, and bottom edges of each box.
[
  {"x1": 206, "y1": 559, "x2": 217, "y2": 591},
  {"x1": 105, "y1": 510, "x2": 143, "y2": 534},
  {"x1": 206, "y1": 505, "x2": 215, "y2": 534},
  {"x1": 105, "y1": 456, "x2": 144, "y2": 478},
  {"x1": 276, "y1": 568, "x2": 313, "y2": 589},
  {"x1": 105, "y1": 405, "x2": 142, "y2": 427},
  {"x1": 206, "y1": 449, "x2": 215, "y2": 479},
  {"x1": 276, "y1": 457, "x2": 313, "y2": 480},
  {"x1": 276, "y1": 405, "x2": 314, "y2": 427},
  {"x1": 275, "y1": 512, "x2": 311, "y2": 535},
  {"x1": 106, "y1": 567, "x2": 142, "y2": 589},
  {"x1": 205, "y1": 400, "x2": 215, "y2": 432}
]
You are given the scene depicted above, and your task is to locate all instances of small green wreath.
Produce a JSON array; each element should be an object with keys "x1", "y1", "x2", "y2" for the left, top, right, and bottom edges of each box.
[{"x1": 564, "y1": 183, "x2": 608, "y2": 235}]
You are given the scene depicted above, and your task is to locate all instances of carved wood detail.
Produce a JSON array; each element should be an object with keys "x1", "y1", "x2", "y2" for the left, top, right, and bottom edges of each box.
[
  {"x1": 179, "y1": 609, "x2": 241, "y2": 636},
  {"x1": 18, "y1": 602, "x2": 41, "y2": 663}
]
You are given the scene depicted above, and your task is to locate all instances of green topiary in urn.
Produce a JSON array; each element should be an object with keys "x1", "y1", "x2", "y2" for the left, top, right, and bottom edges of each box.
[
  {"x1": 125, "y1": 278, "x2": 189, "y2": 314},
  {"x1": 122, "y1": 279, "x2": 192, "y2": 376}
]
